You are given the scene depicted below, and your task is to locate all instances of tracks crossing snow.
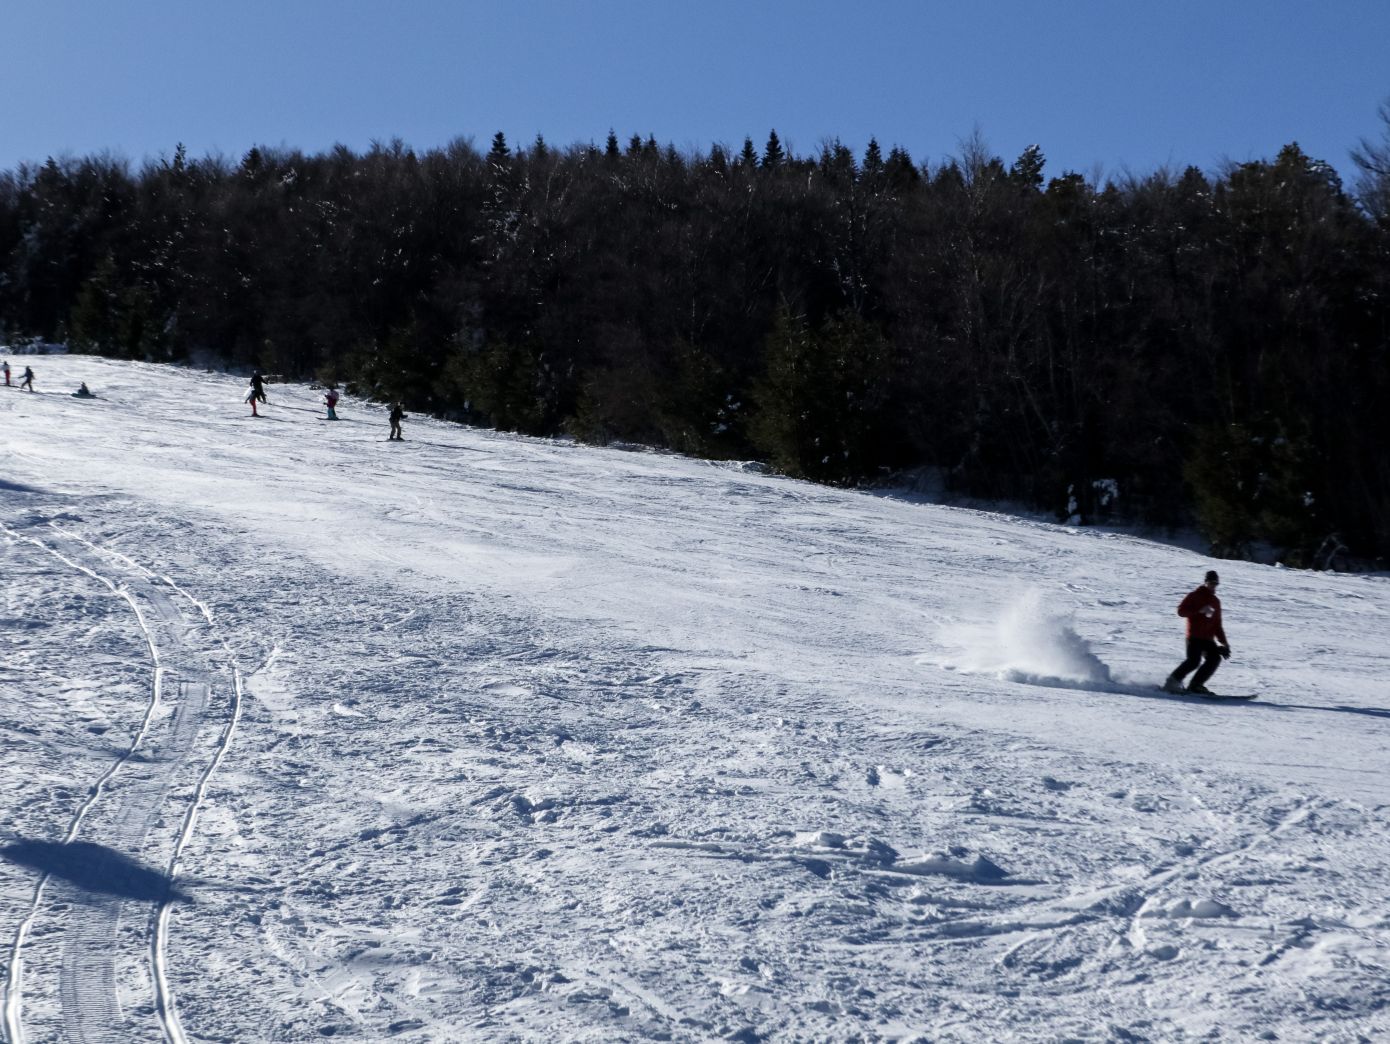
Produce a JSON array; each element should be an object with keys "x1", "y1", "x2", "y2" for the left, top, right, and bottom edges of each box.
[
  {"x1": 5, "y1": 358, "x2": 1390, "y2": 1039},
  {"x1": 0, "y1": 521, "x2": 242, "y2": 1044}
]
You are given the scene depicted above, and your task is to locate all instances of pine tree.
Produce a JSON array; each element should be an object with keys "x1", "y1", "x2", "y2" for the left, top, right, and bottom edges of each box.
[
  {"x1": 488, "y1": 132, "x2": 510, "y2": 167},
  {"x1": 750, "y1": 309, "x2": 895, "y2": 482},
  {"x1": 762, "y1": 130, "x2": 785, "y2": 170},
  {"x1": 1010, "y1": 144, "x2": 1045, "y2": 189},
  {"x1": 862, "y1": 138, "x2": 884, "y2": 176},
  {"x1": 884, "y1": 146, "x2": 919, "y2": 190},
  {"x1": 69, "y1": 254, "x2": 122, "y2": 353}
]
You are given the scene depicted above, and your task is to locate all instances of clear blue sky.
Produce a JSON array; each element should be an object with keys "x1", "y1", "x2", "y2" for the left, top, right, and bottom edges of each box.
[{"x1": 3, "y1": 0, "x2": 1387, "y2": 181}]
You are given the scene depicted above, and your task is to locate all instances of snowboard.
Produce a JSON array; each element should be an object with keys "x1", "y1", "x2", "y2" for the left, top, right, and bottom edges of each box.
[{"x1": 1158, "y1": 686, "x2": 1256, "y2": 701}]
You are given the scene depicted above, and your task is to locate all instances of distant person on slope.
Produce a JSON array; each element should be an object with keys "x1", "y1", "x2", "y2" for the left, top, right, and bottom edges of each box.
[
  {"x1": 324, "y1": 386, "x2": 339, "y2": 420},
  {"x1": 20, "y1": 365, "x2": 34, "y2": 392},
  {"x1": 73, "y1": 382, "x2": 94, "y2": 398},
  {"x1": 388, "y1": 402, "x2": 406, "y2": 440},
  {"x1": 246, "y1": 370, "x2": 270, "y2": 416},
  {"x1": 2, "y1": 360, "x2": 9, "y2": 386},
  {"x1": 1163, "y1": 570, "x2": 1231, "y2": 694}
]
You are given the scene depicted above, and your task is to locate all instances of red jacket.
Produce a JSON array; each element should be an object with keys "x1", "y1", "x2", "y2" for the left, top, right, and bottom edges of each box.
[{"x1": 1177, "y1": 586, "x2": 1226, "y2": 643}]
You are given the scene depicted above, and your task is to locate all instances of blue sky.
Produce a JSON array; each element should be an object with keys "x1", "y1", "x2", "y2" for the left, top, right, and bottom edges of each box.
[{"x1": 3, "y1": 0, "x2": 1387, "y2": 181}]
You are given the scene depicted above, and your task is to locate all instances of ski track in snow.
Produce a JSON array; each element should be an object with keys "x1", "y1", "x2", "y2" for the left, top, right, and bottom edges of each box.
[
  {"x1": 0, "y1": 517, "x2": 242, "y2": 1043},
  {"x1": 1, "y1": 358, "x2": 1389, "y2": 1041}
]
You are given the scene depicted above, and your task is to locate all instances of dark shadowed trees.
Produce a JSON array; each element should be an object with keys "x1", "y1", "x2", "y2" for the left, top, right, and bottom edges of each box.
[{"x1": 1, "y1": 127, "x2": 1386, "y2": 562}]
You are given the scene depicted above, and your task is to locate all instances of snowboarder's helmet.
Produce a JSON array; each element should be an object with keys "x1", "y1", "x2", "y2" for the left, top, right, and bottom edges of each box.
[{"x1": 1205, "y1": 570, "x2": 1220, "y2": 584}]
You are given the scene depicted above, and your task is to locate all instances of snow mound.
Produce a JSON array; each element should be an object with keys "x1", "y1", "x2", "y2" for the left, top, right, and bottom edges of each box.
[
  {"x1": 891, "y1": 852, "x2": 1010, "y2": 883},
  {"x1": 1145, "y1": 898, "x2": 1238, "y2": 920},
  {"x1": 793, "y1": 830, "x2": 848, "y2": 849}
]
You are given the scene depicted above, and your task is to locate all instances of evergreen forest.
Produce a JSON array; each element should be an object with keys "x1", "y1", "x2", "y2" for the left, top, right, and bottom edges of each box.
[{"x1": 2, "y1": 119, "x2": 1389, "y2": 564}]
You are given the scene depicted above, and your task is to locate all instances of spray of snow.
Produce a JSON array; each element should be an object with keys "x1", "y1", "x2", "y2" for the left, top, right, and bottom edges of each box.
[{"x1": 939, "y1": 588, "x2": 1114, "y2": 689}]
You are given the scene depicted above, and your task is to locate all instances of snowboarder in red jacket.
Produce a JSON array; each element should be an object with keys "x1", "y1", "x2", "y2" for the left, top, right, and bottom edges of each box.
[{"x1": 1163, "y1": 570, "x2": 1231, "y2": 694}]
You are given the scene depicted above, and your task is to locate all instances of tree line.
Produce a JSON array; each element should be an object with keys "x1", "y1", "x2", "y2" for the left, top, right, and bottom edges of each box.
[{"x1": 2, "y1": 118, "x2": 1388, "y2": 565}]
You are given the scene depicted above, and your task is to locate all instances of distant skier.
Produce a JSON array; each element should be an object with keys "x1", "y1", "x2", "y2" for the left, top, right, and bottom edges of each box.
[
  {"x1": 20, "y1": 365, "x2": 34, "y2": 392},
  {"x1": 1163, "y1": 570, "x2": 1231, "y2": 694},
  {"x1": 245, "y1": 370, "x2": 269, "y2": 416},
  {"x1": 388, "y1": 402, "x2": 405, "y2": 440},
  {"x1": 2, "y1": 360, "x2": 9, "y2": 386},
  {"x1": 324, "y1": 386, "x2": 339, "y2": 420},
  {"x1": 73, "y1": 382, "x2": 94, "y2": 398}
]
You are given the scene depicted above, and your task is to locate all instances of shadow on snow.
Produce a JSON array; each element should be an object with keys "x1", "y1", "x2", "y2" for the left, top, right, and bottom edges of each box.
[{"x1": 0, "y1": 838, "x2": 192, "y2": 904}]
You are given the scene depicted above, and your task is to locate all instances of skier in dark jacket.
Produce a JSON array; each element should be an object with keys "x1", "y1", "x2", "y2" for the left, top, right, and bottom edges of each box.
[
  {"x1": 1163, "y1": 570, "x2": 1231, "y2": 694},
  {"x1": 388, "y1": 403, "x2": 405, "y2": 440},
  {"x1": 245, "y1": 371, "x2": 269, "y2": 416},
  {"x1": 20, "y1": 366, "x2": 34, "y2": 392}
]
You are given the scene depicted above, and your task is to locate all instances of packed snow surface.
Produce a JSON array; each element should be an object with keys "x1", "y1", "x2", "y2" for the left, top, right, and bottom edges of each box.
[{"x1": 1, "y1": 356, "x2": 1388, "y2": 1042}]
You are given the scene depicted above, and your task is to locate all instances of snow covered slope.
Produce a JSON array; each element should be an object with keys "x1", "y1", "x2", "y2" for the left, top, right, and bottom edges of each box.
[{"x1": 1, "y1": 356, "x2": 1387, "y2": 1042}]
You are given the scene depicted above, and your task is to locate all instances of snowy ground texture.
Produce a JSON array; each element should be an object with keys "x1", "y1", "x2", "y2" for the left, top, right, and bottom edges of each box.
[{"x1": 1, "y1": 356, "x2": 1388, "y2": 1043}]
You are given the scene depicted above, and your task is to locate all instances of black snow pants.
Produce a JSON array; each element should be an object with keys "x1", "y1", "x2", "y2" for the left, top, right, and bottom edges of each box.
[{"x1": 1172, "y1": 638, "x2": 1223, "y2": 689}]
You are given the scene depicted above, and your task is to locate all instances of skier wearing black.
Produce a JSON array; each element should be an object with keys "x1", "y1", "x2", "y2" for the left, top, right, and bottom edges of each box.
[
  {"x1": 388, "y1": 403, "x2": 405, "y2": 440},
  {"x1": 20, "y1": 366, "x2": 34, "y2": 392},
  {"x1": 250, "y1": 370, "x2": 268, "y2": 404},
  {"x1": 1163, "y1": 570, "x2": 1231, "y2": 694}
]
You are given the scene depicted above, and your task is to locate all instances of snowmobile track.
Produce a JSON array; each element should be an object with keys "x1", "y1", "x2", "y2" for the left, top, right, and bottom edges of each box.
[{"x1": 0, "y1": 522, "x2": 243, "y2": 1044}]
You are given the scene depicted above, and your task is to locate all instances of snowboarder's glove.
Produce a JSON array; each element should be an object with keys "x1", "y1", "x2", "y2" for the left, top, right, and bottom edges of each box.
[
  {"x1": 1219, "y1": 646, "x2": 1231, "y2": 660},
  {"x1": 1201, "y1": 606, "x2": 1216, "y2": 618}
]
